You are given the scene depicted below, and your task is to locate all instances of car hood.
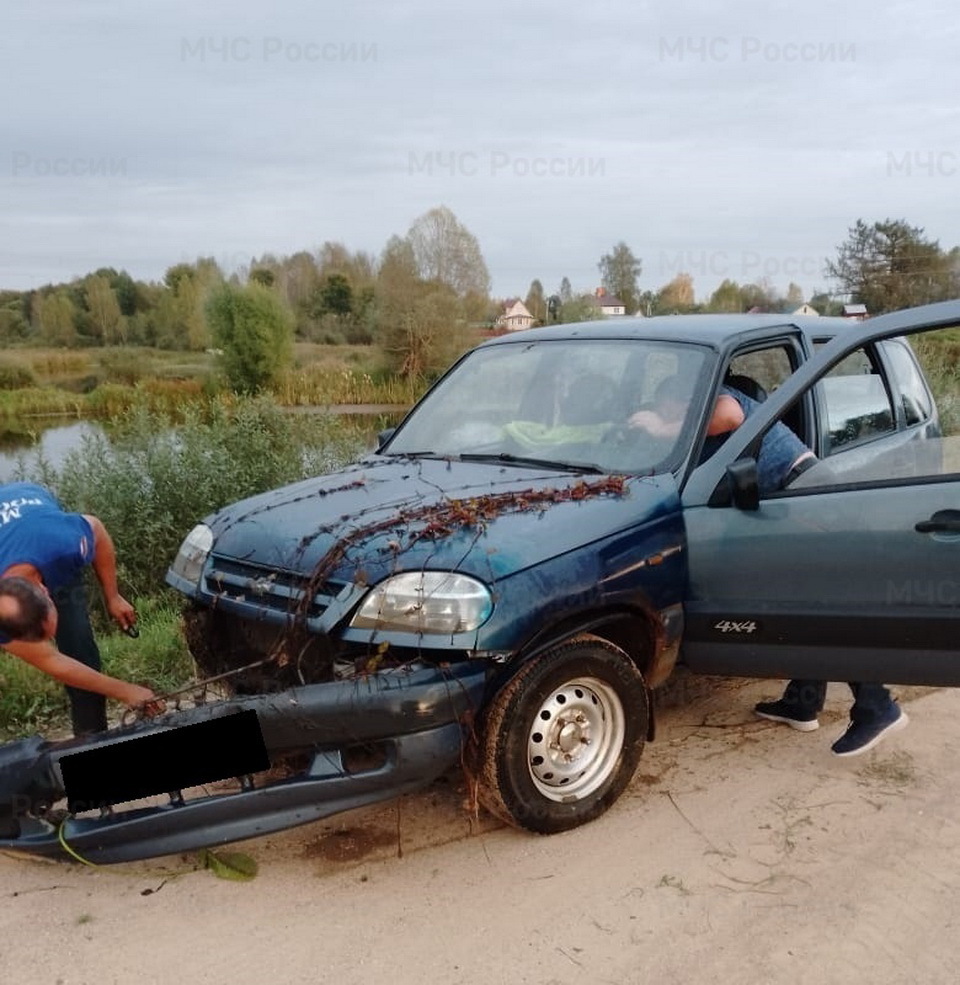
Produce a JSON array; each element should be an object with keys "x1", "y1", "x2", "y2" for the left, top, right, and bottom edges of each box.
[{"x1": 204, "y1": 456, "x2": 679, "y2": 583}]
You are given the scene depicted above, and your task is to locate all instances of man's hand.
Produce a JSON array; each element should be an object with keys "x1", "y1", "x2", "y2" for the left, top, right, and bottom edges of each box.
[
  {"x1": 627, "y1": 410, "x2": 681, "y2": 438},
  {"x1": 106, "y1": 593, "x2": 137, "y2": 634},
  {"x1": 119, "y1": 683, "x2": 166, "y2": 717},
  {"x1": 627, "y1": 409, "x2": 663, "y2": 433}
]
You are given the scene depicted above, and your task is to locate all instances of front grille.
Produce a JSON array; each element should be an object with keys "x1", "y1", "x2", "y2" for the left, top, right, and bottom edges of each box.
[{"x1": 204, "y1": 557, "x2": 345, "y2": 620}]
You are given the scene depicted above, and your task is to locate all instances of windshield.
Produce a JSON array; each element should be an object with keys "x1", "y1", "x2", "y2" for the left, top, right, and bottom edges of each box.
[{"x1": 385, "y1": 338, "x2": 712, "y2": 474}]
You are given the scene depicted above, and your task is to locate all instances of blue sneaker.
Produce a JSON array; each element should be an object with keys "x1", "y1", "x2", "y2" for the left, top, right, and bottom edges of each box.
[
  {"x1": 754, "y1": 699, "x2": 819, "y2": 732},
  {"x1": 831, "y1": 705, "x2": 908, "y2": 757}
]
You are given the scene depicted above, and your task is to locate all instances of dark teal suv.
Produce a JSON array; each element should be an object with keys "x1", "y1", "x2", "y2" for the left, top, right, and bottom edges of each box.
[{"x1": 3, "y1": 300, "x2": 958, "y2": 862}]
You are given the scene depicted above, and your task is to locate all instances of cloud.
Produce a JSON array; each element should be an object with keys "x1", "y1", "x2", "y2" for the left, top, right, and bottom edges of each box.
[{"x1": 2, "y1": 0, "x2": 959, "y2": 299}]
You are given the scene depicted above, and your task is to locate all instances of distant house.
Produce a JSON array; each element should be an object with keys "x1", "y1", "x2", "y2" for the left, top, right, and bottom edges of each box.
[
  {"x1": 843, "y1": 303, "x2": 869, "y2": 320},
  {"x1": 790, "y1": 303, "x2": 820, "y2": 317},
  {"x1": 495, "y1": 299, "x2": 535, "y2": 332},
  {"x1": 589, "y1": 287, "x2": 627, "y2": 317}
]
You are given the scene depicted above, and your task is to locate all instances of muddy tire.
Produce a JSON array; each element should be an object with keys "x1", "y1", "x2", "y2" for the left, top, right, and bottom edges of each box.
[{"x1": 476, "y1": 634, "x2": 648, "y2": 834}]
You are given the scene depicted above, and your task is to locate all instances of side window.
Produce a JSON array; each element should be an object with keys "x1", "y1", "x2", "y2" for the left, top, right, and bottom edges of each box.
[
  {"x1": 881, "y1": 339, "x2": 932, "y2": 427},
  {"x1": 726, "y1": 346, "x2": 795, "y2": 397},
  {"x1": 725, "y1": 343, "x2": 805, "y2": 443},
  {"x1": 816, "y1": 346, "x2": 895, "y2": 454}
]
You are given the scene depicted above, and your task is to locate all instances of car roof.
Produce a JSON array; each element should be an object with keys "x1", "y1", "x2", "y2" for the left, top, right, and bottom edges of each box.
[{"x1": 480, "y1": 314, "x2": 851, "y2": 351}]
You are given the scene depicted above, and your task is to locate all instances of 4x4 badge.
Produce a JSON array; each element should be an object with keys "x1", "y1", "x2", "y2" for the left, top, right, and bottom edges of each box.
[{"x1": 713, "y1": 620, "x2": 759, "y2": 634}]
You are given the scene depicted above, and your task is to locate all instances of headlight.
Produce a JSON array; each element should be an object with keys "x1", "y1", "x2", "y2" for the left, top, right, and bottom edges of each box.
[
  {"x1": 350, "y1": 572, "x2": 492, "y2": 634},
  {"x1": 169, "y1": 523, "x2": 213, "y2": 585}
]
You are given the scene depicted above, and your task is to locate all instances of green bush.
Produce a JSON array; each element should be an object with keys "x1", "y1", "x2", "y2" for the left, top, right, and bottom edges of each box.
[
  {"x1": 207, "y1": 283, "x2": 295, "y2": 394},
  {"x1": 21, "y1": 395, "x2": 364, "y2": 596}
]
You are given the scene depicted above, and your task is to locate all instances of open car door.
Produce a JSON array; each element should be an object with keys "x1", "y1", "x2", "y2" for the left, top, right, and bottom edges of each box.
[{"x1": 680, "y1": 299, "x2": 960, "y2": 686}]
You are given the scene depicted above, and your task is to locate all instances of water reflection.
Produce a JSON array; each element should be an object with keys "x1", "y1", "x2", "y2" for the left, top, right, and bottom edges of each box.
[{"x1": 0, "y1": 420, "x2": 102, "y2": 482}]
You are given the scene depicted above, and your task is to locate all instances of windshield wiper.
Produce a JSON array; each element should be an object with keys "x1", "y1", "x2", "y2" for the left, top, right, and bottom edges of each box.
[
  {"x1": 458, "y1": 453, "x2": 605, "y2": 474},
  {"x1": 382, "y1": 450, "x2": 440, "y2": 459}
]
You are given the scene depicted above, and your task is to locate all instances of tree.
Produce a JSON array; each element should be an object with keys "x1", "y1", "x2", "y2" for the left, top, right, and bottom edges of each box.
[
  {"x1": 206, "y1": 282, "x2": 294, "y2": 393},
  {"x1": 658, "y1": 273, "x2": 696, "y2": 312},
  {"x1": 249, "y1": 267, "x2": 276, "y2": 288},
  {"x1": 379, "y1": 288, "x2": 461, "y2": 378},
  {"x1": 707, "y1": 279, "x2": 743, "y2": 313},
  {"x1": 825, "y1": 218, "x2": 956, "y2": 314},
  {"x1": 276, "y1": 251, "x2": 320, "y2": 312},
  {"x1": 316, "y1": 273, "x2": 353, "y2": 317},
  {"x1": 524, "y1": 279, "x2": 546, "y2": 324},
  {"x1": 785, "y1": 282, "x2": 805, "y2": 308},
  {"x1": 738, "y1": 279, "x2": 779, "y2": 312},
  {"x1": 84, "y1": 275, "x2": 125, "y2": 344},
  {"x1": 33, "y1": 290, "x2": 78, "y2": 346},
  {"x1": 158, "y1": 259, "x2": 223, "y2": 350},
  {"x1": 375, "y1": 235, "x2": 466, "y2": 378},
  {"x1": 406, "y1": 206, "x2": 491, "y2": 297},
  {"x1": 597, "y1": 242, "x2": 642, "y2": 315},
  {"x1": 558, "y1": 277, "x2": 573, "y2": 303},
  {"x1": 809, "y1": 291, "x2": 844, "y2": 317},
  {"x1": 547, "y1": 295, "x2": 561, "y2": 323},
  {"x1": 556, "y1": 294, "x2": 598, "y2": 324}
]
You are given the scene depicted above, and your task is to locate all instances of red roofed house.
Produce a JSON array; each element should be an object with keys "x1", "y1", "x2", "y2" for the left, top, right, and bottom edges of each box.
[{"x1": 589, "y1": 287, "x2": 627, "y2": 316}]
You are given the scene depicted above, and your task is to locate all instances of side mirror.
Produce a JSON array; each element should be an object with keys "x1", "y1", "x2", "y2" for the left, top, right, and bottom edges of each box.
[
  {"x1": 726, "y1": 458, "x2": 760, "y2": 511},
  {"x1": 376, "y1": 428, "x2": 396, "y2": 451}
]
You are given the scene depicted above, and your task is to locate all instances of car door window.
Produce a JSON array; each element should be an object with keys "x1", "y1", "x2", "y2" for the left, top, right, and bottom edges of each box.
[
  {"x1": 778, "y1": 328, "x2": 958, "y2": 491},
  {"x1": 722, "y1": 341, "x2": 809, "y2": 444},
  {"x1": 726, "y1": 345, "x2": 795, "y2": 397},
  {"x1": 816, "y1": 346, "x2": 895, "y2": 454}
]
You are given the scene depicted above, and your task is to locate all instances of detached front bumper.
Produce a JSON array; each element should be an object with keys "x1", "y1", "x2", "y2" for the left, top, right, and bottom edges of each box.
[{"x1": 0, "y1": 660, "x2": 488, "y2": 864}]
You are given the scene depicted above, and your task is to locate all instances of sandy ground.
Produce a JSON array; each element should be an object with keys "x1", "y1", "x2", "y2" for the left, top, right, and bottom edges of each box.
[{"x1": 3, "y1": 674, "x2": 959, "y2": 985}]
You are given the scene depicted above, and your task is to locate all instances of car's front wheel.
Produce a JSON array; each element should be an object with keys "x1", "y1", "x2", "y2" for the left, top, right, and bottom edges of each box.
[{"x1": 476, "y1": 634, "x2": 648, "y2": 834}]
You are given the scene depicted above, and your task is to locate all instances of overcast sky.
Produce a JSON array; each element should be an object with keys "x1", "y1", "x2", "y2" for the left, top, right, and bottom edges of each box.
[{"x1": 3, "y1": 0, "x2": 959, "y2": 303}]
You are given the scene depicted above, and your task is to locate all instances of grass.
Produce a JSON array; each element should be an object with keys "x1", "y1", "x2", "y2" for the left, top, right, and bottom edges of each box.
[
  {"x1": 0, "y1": 653, "x2": 65, "y2": 738},
  {"x1": 0, "y1": 342, "x2": 421, "y2": 421}
]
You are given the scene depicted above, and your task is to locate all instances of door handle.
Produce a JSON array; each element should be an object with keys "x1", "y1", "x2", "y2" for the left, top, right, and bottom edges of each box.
[{"x1": 915, "y1": 509, "x2": 960, "y2": 533}]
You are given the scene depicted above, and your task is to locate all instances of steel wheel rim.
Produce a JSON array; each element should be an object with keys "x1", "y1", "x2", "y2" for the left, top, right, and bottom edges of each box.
[{"x1": 526, "y1": 676, "x2": 626, "y2": 802}]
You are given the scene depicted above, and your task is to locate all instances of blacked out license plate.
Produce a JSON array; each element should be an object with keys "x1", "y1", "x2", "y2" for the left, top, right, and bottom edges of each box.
[{"x1": 59, "y1": 710, "x2": 269, "y2": 814}]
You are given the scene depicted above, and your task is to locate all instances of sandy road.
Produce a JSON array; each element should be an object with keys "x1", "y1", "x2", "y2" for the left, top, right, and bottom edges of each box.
[{"x1": 3, "y1": 675, "x2": 959, "y2": 985}]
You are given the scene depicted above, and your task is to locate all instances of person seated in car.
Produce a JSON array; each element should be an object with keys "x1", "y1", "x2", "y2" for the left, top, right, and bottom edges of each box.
[{"x1": 628, "y1": 376, "x2": 817, "y2": 493}]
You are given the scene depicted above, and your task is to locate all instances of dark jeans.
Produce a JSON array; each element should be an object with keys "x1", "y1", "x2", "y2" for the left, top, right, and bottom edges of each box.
[
  {"x1": 51, "y1": 578, "x2": 108, "y2": 736},
  {"x1": 781, "y1": 679, "x2": 895, "y2": 724}
]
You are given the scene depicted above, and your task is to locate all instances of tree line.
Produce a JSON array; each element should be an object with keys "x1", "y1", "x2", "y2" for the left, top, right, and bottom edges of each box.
[
  {"x1": 0, "y1": 206, "x2": 491, "y2": 375},
  {"x1": 2, "y1": 214, "x2": 957, "y2": 391},
  {"x1": 564, "y1": 219, "x2": 959, "y2": 321}
]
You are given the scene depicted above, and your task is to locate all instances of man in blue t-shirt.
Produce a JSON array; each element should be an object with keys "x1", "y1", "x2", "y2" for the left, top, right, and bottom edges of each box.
[
  {"x1": 0, "y1": 482, "x2": 161, "y2": 735},
  {"x1": 701, "y1": 385, "x2": 817, "y2": 492},
  {"x1": 628, "y1": 378, "x2": 817, "y2": 490}
]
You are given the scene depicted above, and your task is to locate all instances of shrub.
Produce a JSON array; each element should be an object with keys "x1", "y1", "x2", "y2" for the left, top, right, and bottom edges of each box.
[
  {"x1": 25, "y1": 395, "x2": 364, "y2": 597},
  {"x1": 206, "y1": 283, "x2": 295, "y2": 394}
]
